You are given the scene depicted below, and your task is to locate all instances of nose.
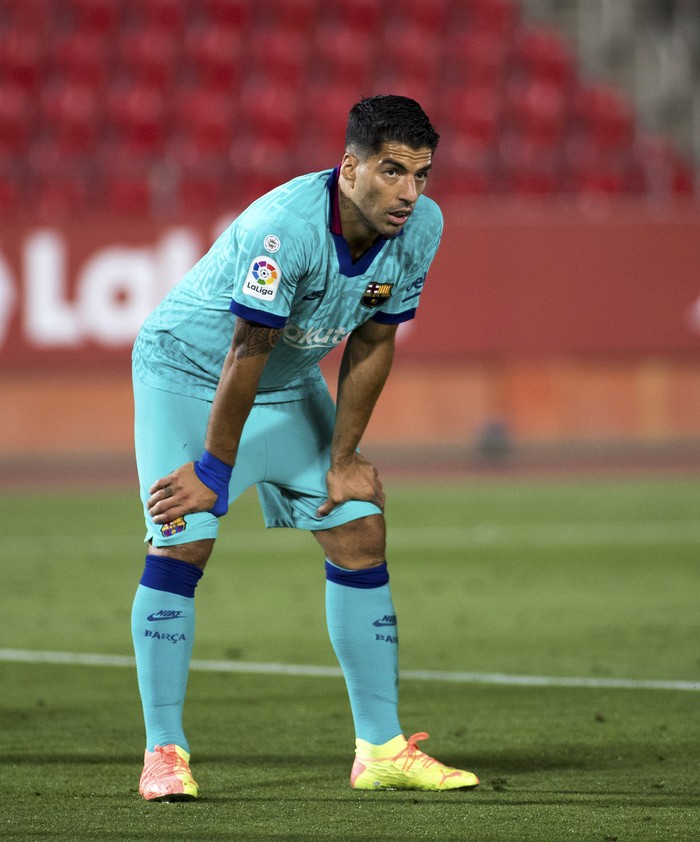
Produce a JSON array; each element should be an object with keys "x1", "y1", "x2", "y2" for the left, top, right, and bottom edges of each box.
[{"x1": 398, "y1": 176, "x2": 418, "y2": 203}]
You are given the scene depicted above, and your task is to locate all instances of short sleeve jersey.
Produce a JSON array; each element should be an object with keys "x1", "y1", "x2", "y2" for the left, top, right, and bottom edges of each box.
[{"x1": 133, "y1": 167, "x2": 443, "y2": 403}]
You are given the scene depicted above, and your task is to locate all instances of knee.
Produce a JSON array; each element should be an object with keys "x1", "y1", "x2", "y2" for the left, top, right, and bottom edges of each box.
[
  {"x1": 359, "y1": 516, "x2": 386, "y2": 563},
  {"x1": 148, "y1": 539, "x2": 214, "y2": 571},
  {"x1": 314, "y1": 515, "x2": 386, "y2": 569}
]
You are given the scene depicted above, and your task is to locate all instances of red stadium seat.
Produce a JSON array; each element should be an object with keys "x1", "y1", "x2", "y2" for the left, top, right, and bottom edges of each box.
[
  {"x1": 239, "y1": 81, "x2": 301, "y2": 145},
  {"x1": 513, "y1": 26, "x2": 576, "y2": 88},
  {"x1": 565, "y1": 137, "x2": 644, "y2": 197},
  {"x1": 184, "y1": 26, "x2": 245, "y2": 92},
  {"x1": 0, "y1": 31, "x2": 44, "y2": 90},
  {"x1": 66, "y1": 0, "x2": 121, "y2": 34},
  {"x1": 247, "y1": 27, "x2": 310, "y2": 88},
  {"x1": 502, "y1": 168, "x2": 561, "y2": 196},
  {"x1": 462, "y1": 0, "x2": 520, "y2": 38},
  {"x1": 439, "y1": 86, "x2": 504, "y2": 149},
  {"x1": 295, "y1": 137, "x2": 343, "y2": 173},
  {"x1": 428, "y1": 125, "x2": 496, "y2": 198},
  {"x1": 497, "y1": 131, "x2": 564, "y2": 195},
  {"x1": 231, "y1": 135, "x2": 296, "y2": 202},
  {"x1": 129, "y1": 0, "x2": 188, "y2": 35},
  {"x1": 34, "y1": 175, "x2": 93, "y2": 218},
  {"x1": 376, "y1": 24, "x2": 441, "y2": 89},
  {"x1": 40, "y1": 82, "x2": 103, "y2": 156},
  {"x1": 106, "y1": 84, "x2": 169, "y2": 155},
  {"x1": 323, "y1": 0, "x2": 383, "y2": 34},
  {"x1": 383, "y1": 0, "x2": 450, "y2": 32},
  {"x1": 300, "y1": 83, "x2": 361, "y2": 149},
  {"x1": 2, "y1": 0, "x2": 52, "y2": 33},
  {"x1": 171, "y1": 87, "x2": 235, "y2": 155},
  {"x1": 178, "y1": 172, "x2": 230, "y2": 216},
  {"x1": 27, "y1": 132, "x2": 97, "y2": 216},
  {"x1": 429, "y1": 168, "x2": 493, "y2": 199},
  {"x1": 437, "y1": 127, "x2": 497, "y2": 171},
  {"x1": 102, "y1": 165, "x2": 153, "y2": 213},
  {"x1": 506, "y1": 79, "x2": 569, "y2": 145},
  {"x1": 0, "y1": 175, "x2": 23, "y2": 216},
  {"x1": 199, "y1": 0, "x2": 253, "y2": 30},
  {"x1": 635, "y1": 133, "x2": 696, "y2": 199},
  {"x1": 0, "y1": 83, "x2": 34, "y2": 155},
  {"x1": 116, "y1": 29, "x2": 179, "y2": 90},
  {"x1": 256, "y1": 0, "x2": 321, "y2": 34},
  {"x1": 49, "y1": 32, "x2": 111, "y2": 90},
  {"x1": 442, "y1": 30, "x2": 510, "y2": 88},
  {"x1": 311, "y1": 23, "x2": 377, "y2": 88},
  {"x1": 573, "y1": 83, "x2": 636, "y2": 151}
]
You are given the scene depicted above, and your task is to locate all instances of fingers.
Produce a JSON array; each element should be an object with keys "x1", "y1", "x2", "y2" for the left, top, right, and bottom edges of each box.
[
  {"x1": 316, "y1": 498, "x2": 333, "y2": 518},
  {"x1": 147, "y1": 463, "x2": 218, "y2": 523},
  {"x1": 147, "y1": 483, "x2": 184, "y2": 524},
  {"x1": 316, "y1": 480, "x2": 385, "y2": 519},
  {"x1": 147, "y1": 473, "x2": 188, "y2": 524}
]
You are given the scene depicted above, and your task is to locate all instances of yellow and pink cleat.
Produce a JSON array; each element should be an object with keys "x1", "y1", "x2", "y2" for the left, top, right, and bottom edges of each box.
[
  {"x1": 351, "y1": 732, "x2": 480, "y2": 791},
  {"x1": 139, "y1": 744, "x2": 199, "y2": 802}
]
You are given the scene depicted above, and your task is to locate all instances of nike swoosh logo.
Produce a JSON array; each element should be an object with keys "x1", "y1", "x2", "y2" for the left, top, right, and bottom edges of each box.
[{"x1": 147, "y1": 612, "x2": 185, "y2": 621}]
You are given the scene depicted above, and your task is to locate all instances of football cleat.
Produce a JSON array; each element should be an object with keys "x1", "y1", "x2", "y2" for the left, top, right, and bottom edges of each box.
[
  {"x1": 350, "y1": 732, "x2": 479, "y2": 791},
  {"x1": 139, "y1": 744, "x2": 199, "y2": 802}
]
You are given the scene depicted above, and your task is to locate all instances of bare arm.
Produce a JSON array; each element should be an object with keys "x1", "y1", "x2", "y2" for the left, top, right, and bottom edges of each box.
[
  {"x1": 316, "y1": 319, "x2": 397, "y2": 517},
  {"x1": 148, "y1": 318, "x2": 280, "y2": 524}
]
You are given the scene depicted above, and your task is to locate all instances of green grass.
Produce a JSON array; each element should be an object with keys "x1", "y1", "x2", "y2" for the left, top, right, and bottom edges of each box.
[{"x1": 2, "y1": 477, "x2": 700, "y2": 840}]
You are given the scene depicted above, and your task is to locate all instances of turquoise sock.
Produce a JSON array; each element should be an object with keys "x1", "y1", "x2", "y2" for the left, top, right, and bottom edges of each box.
[
  {"x1": 325, "y1": 560, "x2": 402, "y2": 745},
  {"x1": 131, "y1": 555, "x2": 202, "y2": 752}
]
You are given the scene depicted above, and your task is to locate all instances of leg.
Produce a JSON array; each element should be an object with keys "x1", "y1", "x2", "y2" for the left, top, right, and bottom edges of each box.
[
  {"x1": 132, "y1": 377, "x2": 270, "y2": 800},
  {"x1": 314, "y1": 514, "x2": 402, "y2": 745},
  {"x1": 132, "y1": 540, "x2": 213, "y2": 755},
  {"x1": 315, "y1": 515, "x2": 480, "y2": 792},
  {"x1": 253, "y1": 385, "x2": 479, "y2": 789},
  {"x1": 131, "y1": 377, "x2": 220, "y2": 801}
]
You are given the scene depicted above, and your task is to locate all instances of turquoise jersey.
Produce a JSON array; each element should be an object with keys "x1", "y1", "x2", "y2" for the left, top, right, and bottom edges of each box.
[{"x1": 133, "y1": 167, "x2": 443, "y2": 403}]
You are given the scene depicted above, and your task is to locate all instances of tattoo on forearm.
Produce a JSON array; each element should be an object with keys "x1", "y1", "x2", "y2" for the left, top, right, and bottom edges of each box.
[{"x1": 233, "y1": 319, "x2": 281, "y2": 358}]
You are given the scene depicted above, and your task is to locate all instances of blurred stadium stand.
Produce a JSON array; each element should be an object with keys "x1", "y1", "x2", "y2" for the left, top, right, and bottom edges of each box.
[{"x1": 0, "y1": 0, "x2": 697, "y2": 218}]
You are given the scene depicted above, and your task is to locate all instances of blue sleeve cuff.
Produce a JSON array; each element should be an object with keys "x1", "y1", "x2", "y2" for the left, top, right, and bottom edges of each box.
[
  {"x1": 230, "y1": 300, "x2": 288, "y2": 329},
  {"x1": 371, "y1": 308, "x2": 417, "y2": 325}
]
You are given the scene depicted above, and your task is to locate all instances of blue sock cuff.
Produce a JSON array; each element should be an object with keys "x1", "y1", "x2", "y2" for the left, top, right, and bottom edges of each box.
[
  {"x1": 140, "y1": 555, "x2": 203, "y2": 598},
  {"x1": 324, "y1": 560, "x2": 389, "y2": 589}
]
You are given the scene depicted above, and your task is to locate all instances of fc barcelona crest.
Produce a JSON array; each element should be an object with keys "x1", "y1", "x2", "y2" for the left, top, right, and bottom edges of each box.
[
  {"x1": 361, "y1": 282, "x2": 393, "y2": 308},
  {"x1": 161, "y1": 516, "x2": 187, "y2": 537}
]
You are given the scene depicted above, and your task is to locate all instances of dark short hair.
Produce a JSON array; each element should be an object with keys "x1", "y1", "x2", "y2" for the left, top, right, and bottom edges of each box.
[{"x1": 345, "y1": 95, "x2": 439, "y2": 157}]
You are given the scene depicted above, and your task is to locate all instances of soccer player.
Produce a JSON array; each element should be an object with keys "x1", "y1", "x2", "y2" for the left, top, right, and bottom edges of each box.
[{"x1": 132, "y1": 95, "x2": 480, "y2": 801}]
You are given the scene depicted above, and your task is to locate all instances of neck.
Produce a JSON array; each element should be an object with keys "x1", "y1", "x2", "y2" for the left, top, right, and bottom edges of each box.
[{"x1": 337, "y1": 182, "x2": 379, "y2": 262}]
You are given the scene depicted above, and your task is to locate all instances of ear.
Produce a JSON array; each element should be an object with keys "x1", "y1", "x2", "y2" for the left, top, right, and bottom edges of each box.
[{"x1": 340, "y1": 152, "x2": 358, "y2": 187}]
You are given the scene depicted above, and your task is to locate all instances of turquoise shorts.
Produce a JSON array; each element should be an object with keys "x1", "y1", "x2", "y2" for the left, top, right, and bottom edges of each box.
[{"x1": 133, "y1": 374, "x2": 382, "y2": 548}]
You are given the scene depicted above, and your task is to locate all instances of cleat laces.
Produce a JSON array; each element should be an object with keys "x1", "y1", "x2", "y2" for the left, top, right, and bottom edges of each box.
[
  {"x1": 393, "y1": 732, "x2": 435, "y2": 771},
  {"x1": 141, "y1": 745, "x2": 192, "y2": 789},
  {"x1": 394, "y1": 733, "x2": 465, "y2": 785}
]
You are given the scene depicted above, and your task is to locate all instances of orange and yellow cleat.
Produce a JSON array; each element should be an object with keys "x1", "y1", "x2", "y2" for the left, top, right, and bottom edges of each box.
[
  {"x1": 139, "y1": 744, "x2": 199, "y2": 802},
  {"x1": 351, "y1": 732, "x2": 479, "y2": 791}
]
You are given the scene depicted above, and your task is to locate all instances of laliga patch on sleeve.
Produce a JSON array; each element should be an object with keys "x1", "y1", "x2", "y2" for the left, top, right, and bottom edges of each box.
[{"x1": 243, "y1": 256, "x2": 282, "y2": 301}]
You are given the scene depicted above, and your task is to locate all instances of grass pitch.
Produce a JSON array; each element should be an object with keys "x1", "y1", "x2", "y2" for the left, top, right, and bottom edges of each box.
[{"x1": 2, "y1": 476, "x2": 699, "y2": 841}]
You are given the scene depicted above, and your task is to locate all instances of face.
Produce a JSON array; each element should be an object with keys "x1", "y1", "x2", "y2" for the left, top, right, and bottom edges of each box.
[{"x1": 339, "y1": 141, "x2": 433, "y2": 242}]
